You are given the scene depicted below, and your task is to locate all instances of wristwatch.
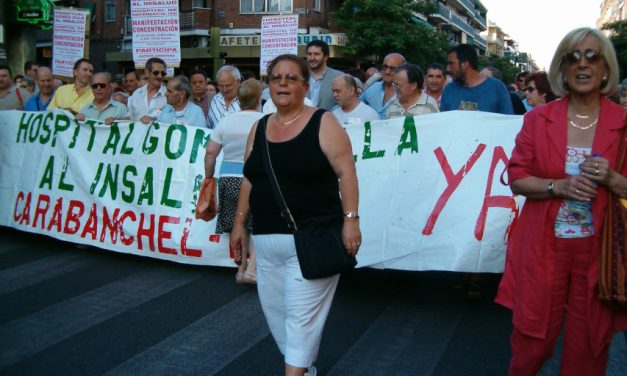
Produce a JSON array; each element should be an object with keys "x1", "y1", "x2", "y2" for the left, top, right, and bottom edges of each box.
[
  {"x1": 344, "y1": 212, "x2": 360, "y2": 220},
  {"x1": 547, "y1": 180, "x2": 555, "y2": 196}
]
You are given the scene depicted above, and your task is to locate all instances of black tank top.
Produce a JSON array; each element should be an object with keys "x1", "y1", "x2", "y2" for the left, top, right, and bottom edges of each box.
[{"x1": 244, "y1": 109, "x2": 343, "y2": 234}]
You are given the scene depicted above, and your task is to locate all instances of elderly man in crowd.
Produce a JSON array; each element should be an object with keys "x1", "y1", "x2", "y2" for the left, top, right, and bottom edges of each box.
[
  {"x1": 189, "y1": 70, "x2": 213, "y2": 125},
  {"x1": 440, "y1": 44, "x2": 513, "y2": 114},
  {"x1": 386, "y1": 64, "x2": 439, "y2": 119},
  {"x1": 305, "y1": 39, "x2": 343, "y2": 110},
  {"x1": 127, "y1": 57, "x2": 168, "y2": 124},
  {"x1": 208, "y1": 65, "x2": 241, "y2": 128},
  {"x1": 124, "y1": 71, "x2": 140, "y2": 95},
  {"x1": 360, "y1": 53, "x2": 406, "y2": 119},
  {"x1": 424, "y1": 63, "x2": 446, "y2": 106},
  {"x1": 25, "y1": 66, "x2": 55, "y2": 111},
  {"x1": 158, "y1": 75, "x2": 206, "y2": 128},
  {"x1": 331, "y1": 74, "x2": 378, "y2": 125},
  {"x1": 0, "y1": 64, "x2": 32, "y2": 110},
  {"x1": 76, "y1": 72, "x2": 128, "y2": 124},
  {"x1": 48, "y1": 58, "x2": 94, "y2": 114}
]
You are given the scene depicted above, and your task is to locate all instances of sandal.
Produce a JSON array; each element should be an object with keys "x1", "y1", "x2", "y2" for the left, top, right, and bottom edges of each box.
[
  {"x1": 235, "y1": 271, "x2": 245, "y2": 284},
  {"x1": 242, "y1": 271, "x2": 257, "y2": 285}
]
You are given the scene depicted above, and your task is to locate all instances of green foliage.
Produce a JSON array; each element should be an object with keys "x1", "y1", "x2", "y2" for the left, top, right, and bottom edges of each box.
[
  {"x1": 332, "y1": 0, "x2": 451, "y2": 68},
  {"x1": 478, "y1": 54, "x2": 520, "y2": 86},
  {"x1": 602, "y1": 20, "x2": 627, "y2": 80}
]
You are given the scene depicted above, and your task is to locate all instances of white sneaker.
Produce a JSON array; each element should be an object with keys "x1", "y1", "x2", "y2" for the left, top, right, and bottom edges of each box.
[{"x1": 304, "y1": 366, "x2": 317, "y2": 376}]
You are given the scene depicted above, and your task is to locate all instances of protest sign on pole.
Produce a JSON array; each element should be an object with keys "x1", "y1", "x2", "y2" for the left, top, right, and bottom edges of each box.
[
  {"x1": 52, "y1": 7, "x2": 90, "y2": 79},
  {"x1": 130, "y1": 0, "x2": 181, "y2": 68},
  {"x1": 260, "y1": 15, "x2": 298, "y2": 77},
  {"x1": 0, "y1": 111, "x2": 524, "y2": 273}
]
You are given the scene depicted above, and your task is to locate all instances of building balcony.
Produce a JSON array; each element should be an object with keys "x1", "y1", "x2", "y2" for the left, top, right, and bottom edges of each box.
[{"x1": 124, "y1": 8, "x2": 211, "y2": 36}]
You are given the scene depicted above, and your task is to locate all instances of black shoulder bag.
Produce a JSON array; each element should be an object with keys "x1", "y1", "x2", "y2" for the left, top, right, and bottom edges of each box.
[{"x1": 259, "y1": 117, "x2": 357, "y2": 280}]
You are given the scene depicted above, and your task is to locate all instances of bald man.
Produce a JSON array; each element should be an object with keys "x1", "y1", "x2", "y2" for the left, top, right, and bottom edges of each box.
[
  {"x1": 360, "y1": 52, "x2": 406, "y2": 119},
  {"x1": 25, "y1": 66, "x2": 55, "y2": 111}
]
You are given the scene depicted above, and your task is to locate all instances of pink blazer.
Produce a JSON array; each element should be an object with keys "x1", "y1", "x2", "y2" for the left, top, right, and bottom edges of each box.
[{"x1": 495, "y1": 97, "x2": 627, "y2": 355}]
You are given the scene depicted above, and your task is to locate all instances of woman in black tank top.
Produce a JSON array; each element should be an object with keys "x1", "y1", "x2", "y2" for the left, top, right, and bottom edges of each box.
[{"x1": 230, "y1": 54, "x2": 361, "y2": 376}]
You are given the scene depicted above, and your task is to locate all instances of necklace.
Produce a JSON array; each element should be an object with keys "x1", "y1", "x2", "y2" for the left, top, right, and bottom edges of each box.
[
  {"x1": 276, "y1": 107, "x2": 305, "y2": 127},
  {"x1": 575, "y1": 113, "x2": 590, "y2": 119},
  {"x1": 568, "y1": 117, "x2": 598, "y2": 130}
]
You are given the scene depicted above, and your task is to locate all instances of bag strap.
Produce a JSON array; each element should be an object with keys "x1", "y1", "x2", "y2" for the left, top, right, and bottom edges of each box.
[
  {"x1": 259, "y1": 116, "x2": 298, "y2": 232},
  {"x1": 15, "y1": 87, "x2": 23, "y2": 107},
  {"x1": 616, "y1": 124, "x2": 626, "y2": 172}
]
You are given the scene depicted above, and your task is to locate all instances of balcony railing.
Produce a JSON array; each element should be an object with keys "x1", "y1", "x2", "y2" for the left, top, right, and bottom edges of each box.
[{"x1": 124, "y1": 8, "x2": 211, "y2": 35}]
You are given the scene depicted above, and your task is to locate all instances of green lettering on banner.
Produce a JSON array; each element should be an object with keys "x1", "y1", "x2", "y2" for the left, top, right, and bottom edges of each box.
[
  {"x1": 51, "y1": 114, "x2": 71, "y2": 147},
  {"x1": 40, "y1": 112, "x2": 53, "y2": 144},
  {"x1": 39, "y1": 155, "x2": 54, "y2": 189},
  {"x1": 79, "y1": 120, "x2": 98, "y2": 151},
  {"x1": 142, "y1": 123, "x2": 159, "y2": 155},
  {"x1": 98, "y1": 163, "x2": 119, "y2": 199},
  {"x1": 102, "y1": 124, "x2": 121, "y2": 155},
  {"x1": 137, "y1": 167, "x2": 154, "y2": 205},
  {"x1": 16, "y1": 112, "x2": 32, "y2": 143},
  {"x1": 396, "y1": 116, "x2": 418, "y2": 155},
  {"x1": 189, "y1": 174, "x2": 203, "y2": 213},
  {"x1": 90, "y1": 163, "x2": 104, "y2": 194},
  {"x1": 161, "y1": 167, "x2": 182, "y2": 208},
  {"x1": 122, "y1": 165, "x2": 138, "y2": 203},
  {"x1": 120, "y1": 122, "x2": 135, "y2": 154},
  {"x1": 189, "y1": 128, "x2": 209, "y2": 164},
  {"x1": 28, "y1": 113, "x2": 43, "y2": 143},
  {"x1": 59, "y1": 157, "x2": 75, "y2": 191},
  {"x1": 165, "y1": 124, "x2": 187, "y2": 160},
  {"x1": 362, "y1": 121, "x2": 385, "y2": 159}
]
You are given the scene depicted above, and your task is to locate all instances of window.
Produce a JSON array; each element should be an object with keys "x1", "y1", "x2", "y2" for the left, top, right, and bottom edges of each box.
[
  {"x1": 104, "y1": 0, "x2": 116, "y2": 22},
  {"x1": 240, "y1": 0, "x2": 292, "y2": 13},
  {"x1": 313, "y1": 0, "x2": 321, "y2": 12},
  {"x1": 192, "y1": 0, "x2": 205, "y2": 7}
]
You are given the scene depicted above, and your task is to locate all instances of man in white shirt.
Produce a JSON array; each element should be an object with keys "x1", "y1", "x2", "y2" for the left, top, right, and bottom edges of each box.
[
  {"x1": 127, "y1": 57, "x2": 168, "y2": 124},
  {"x1": 331, "y1": 74, "x2": 378, "y2": 125},
  {"x1": 207, "y1": 65, "x2": 241, "y2": 128}
]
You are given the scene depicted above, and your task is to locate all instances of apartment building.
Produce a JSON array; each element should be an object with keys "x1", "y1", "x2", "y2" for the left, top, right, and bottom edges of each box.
[{"x1": 426, "y1": 0, "x2": 488, "y2": 54}]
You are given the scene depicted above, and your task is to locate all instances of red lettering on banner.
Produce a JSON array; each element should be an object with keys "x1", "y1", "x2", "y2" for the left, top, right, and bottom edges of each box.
[
  {"x1": 100, "y1": 207, "x2": 121, "y2": 243},
  {"x1": 119, "y1": 211, "x2": 137, "y2": 245},
  {"x1": 181, "y1": 217, "x2": 201, "y2": 257},
  {"x1": 474, "y1": 147, "x2": 519, "y2": 240},
  {"x1": 64, "y1": 200, "x2": 85, "y2": 234},
  {"x1": 422, "y1": 144, "x2": 487, "y2": 235},
  {"x1": 33, "y1": 194, "x2": 51, "y2": 229},
  {"x1": 158, "y1": 215, "x2": 179, "y2": 255},
  {"x1": 137, "y1": 213, "x2": 155, "y2": 251},
  {"x1": 80, "y1": 203, "x2": 98, "y2": 240},
  {"x1": 13, "y1": 191, "x2": 25, "y2": 222},
  {"x1": 19, "y1": 192, "x2": 32, "y2": 226},
  {"x1": 209, "y1": 234, "x2": 220, "y2": 243},
  {"x1": 48, "y1": 197, "x2": 64, "y2": 232}
]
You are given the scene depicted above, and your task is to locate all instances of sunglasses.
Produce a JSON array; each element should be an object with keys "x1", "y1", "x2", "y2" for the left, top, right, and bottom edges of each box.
[
  {"x1": 152, "y1": 70, "x2": 167, "y2": 77},
  {"x1": 91, "y1": 83, "x2": 108, "y2": 89},
  {"x1": 564, "y1": 49, "x2": 603, "y2": 65},
  {"x1": 268, "y1": 74, "x2": 305, "y2": 84},
  {"x1": 525, "y1": 86, "x2": 536, "y2": 93},
  {"x1": 381, "y1": 64, "x2": 398, "y2": 71}
]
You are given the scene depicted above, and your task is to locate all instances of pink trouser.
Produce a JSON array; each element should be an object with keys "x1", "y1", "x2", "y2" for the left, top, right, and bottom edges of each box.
[{"x1": 509, "y1": 237, "x2": 610, "y2": 376}]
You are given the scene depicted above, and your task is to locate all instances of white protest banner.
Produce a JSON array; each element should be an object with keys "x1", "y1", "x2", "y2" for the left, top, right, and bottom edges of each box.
[
  {"x1": 52, "y1": 7, "x2": 89, "y2": 78},
  {"x1": 260, "y1": 15, "x2": 298, "y2": 76},
  {"x1": 130, "y1": 0, "x2": 181, "y2": 68},
  {"x1": 0, "y1": 111, "x2": 524, "y2": 272}
]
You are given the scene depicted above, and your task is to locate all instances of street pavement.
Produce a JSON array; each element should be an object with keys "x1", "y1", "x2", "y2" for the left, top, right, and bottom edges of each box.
[{"x1": 1, "y1": 226, "x2": 625, "y2": 375}]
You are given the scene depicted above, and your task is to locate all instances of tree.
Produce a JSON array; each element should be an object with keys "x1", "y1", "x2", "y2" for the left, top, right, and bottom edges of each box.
[
  {"x1": 602, "y1": 20, "x2": 627, "y2": 81},
  {"x1": 478, "y1": 54, "x2": 520, "y2": 86},
  {"x1": 332, "y1": 0, "x2": 451, "y2": 68}
]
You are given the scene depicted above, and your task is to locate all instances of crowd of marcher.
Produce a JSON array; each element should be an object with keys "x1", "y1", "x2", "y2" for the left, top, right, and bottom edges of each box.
[{"x1": 0, "y1": 27, "x2": 626, "y2": 376}]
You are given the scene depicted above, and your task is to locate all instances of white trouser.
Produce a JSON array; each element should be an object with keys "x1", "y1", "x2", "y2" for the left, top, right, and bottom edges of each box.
[{"x1": 253, "y1": 234, "x2": 340, "y2": 368}]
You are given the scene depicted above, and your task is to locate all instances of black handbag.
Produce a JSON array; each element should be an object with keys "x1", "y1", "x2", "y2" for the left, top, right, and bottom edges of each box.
[{"x1": 259, "y1": 117, "x2": 357, "y2": 280}]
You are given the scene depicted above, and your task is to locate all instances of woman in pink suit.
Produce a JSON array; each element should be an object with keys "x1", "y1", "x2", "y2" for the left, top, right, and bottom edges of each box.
[{"x1": 496, "y1": 27, "x2": 627, "y2": 375}]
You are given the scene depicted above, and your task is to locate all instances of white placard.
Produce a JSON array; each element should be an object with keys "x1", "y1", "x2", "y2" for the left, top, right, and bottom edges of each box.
[
  {"x1": 130, "y1": 0, "x2": 181, "y2": 68},
  {"x1": 260, "y1": 15, "x2": 299, "y2": 76},
  {"x1": 0, "y1": 110, "x2": 525, "y2": 272},
  {"x1": 52, "y1": 7, "x2": 89, "y2": 78}
]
